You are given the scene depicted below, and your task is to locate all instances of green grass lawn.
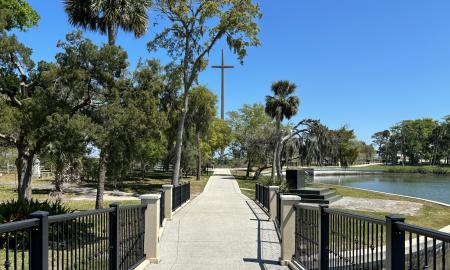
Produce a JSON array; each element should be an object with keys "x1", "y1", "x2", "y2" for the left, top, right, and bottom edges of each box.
[
  {"x1": 355, "y1": 164, "x2": 450, "y2": 175},
  {"x1": 0, "y1": 173, "x2": 55, "y2": 201},
  {"x1": 231, "y1": 169, "x2": 272, "y2": 200}
]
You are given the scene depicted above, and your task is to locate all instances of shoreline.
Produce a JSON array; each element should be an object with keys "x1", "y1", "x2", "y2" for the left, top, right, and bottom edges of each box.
[{"x1": 315, "y1": 182, "x2": 450, "y2": 208}]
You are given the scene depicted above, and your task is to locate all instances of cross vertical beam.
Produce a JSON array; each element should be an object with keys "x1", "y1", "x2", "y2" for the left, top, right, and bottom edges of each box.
[{"x1": 212, "y1": 49, "x2": 234, "y2": 120}]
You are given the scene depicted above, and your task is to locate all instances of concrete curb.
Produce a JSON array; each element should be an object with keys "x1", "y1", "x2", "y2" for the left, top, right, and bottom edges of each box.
[
  {"x1": 133, "y1": 259, "x2": 150, "y2": 270},
  {"x1": 326, "y1": 184, "x2": 450, "y2": 208}
]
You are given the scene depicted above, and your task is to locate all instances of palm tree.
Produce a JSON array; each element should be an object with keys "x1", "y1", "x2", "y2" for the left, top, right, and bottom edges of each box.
[
  {"x1": 265, "y1": 80, "x2": 299, "y2": 182},
  {"x1": 63, "y1": 0, "x2": 151, "y2": 45}
]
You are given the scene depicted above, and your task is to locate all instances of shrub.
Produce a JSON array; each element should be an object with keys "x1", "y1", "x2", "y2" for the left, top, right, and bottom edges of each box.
[
  {"x1": 0, "y1": 200, "x2": 73, "y2": 249},
  {"x1": 0, "y1": 199, "x2": 72, "y2": 224}
]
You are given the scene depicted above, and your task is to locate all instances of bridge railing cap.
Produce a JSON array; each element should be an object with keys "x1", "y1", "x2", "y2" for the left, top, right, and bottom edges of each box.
[
  {"x1": 280, "y1": 194, "x2": 301, "y2": 201},
  {"x1": 140, "y1": 194, "x2": 161, "y2": 200}
]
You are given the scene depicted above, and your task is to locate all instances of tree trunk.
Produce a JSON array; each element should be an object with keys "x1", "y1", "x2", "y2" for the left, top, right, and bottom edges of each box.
[
  {"x1": 275, "y1": 139, "x2": 283, "y2": 181},
  {"x1": 432, "y1": 145, "x2": 439, "y2": 165},
  {"x1": 196, "y1": 130, "x2": 201, "y2": 180},
  {"x1": 54, "y1": 173, "x2": 64, "y2": 193},
  {"x1": 107, "y1": 24, "x2": 116, "y2": 45},
  {"x1": 245, "y1": 160, "x2": 251, "y2": 179},
  {"x1": 54, "y1": 162, "x2": 65, "y2": 193},
  {"x1": 253, "y1": 165, "x2": 270, "y2": 180},
  {"x1": 16, "y1": 152, "x2": 34, "y2": 201},
  {"x1": 172, "y1": 92, "x2": 189, "y2": 186},
  {"x1": 273, "y1": 113, "x2": 282, "y2": 183},
  {"x1": 96, "y1": 146, "x2": 109, "y2": 209},
  {"x1": 141, "y1": 161, "x2": 145, "y2": 179},
  {"x1": 271, "y1": 147, "x2": 277, "y2": 183}
]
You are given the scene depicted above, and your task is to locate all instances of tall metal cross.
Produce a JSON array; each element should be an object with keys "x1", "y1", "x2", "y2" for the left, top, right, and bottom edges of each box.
[{"x1": 212, "y1": 49, "x2": 234, "y2": 120}]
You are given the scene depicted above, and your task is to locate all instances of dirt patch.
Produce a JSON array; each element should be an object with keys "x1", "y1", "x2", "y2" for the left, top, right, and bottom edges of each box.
[
  {"x1": 67, "y1": 189, "x2": 139, "y2": 201},
  {"x1": 331, "y1": 197, "x2": 423, "y2": 216},
  {"x1": 41, "y1": 187, "x2": 140, "y2": 201}
]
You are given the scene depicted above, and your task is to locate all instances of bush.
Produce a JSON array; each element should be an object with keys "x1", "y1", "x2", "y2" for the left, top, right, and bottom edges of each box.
[
  {"x1": 0, "y1": 200, "x2": 73, "y2": 249},
  {"x1": 0, "y1": 199, "x2": 72, "y2": 224}
]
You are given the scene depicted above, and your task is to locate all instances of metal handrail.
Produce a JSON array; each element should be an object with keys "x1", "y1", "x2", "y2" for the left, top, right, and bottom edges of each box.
[
  {"x1": 396, "y1": 222, "x2": 450, "y2": 242},
  {"x1": 119, "y1": 203, "x2": 147, "y2": 210},
  {"x1": 48, "y1": 207, "x2": 115, "y2": 223},
  {"x1": 324, "y1": 208, "x2": 386, "y2": 225},
  {"x1": 0, "y1": 218, "x2": 39, "y2": 233}
]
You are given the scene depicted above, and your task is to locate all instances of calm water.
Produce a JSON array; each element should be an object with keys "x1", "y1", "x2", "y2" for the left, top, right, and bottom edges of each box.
[{"x1": 314, "y1": 174, "x2": 450, "y2": 204}]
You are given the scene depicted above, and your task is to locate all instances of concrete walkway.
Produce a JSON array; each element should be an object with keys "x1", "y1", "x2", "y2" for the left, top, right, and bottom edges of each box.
[{"x1": 146, "y1": 168, "x2": 288, "y2": 270}]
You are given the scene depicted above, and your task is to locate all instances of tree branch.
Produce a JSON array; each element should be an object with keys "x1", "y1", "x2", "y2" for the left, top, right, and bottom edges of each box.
[
  {"x1": 6, "y1": 93, "x2": 23, "y2": 107},
  {"x1": 187, "y1": 28, "x2": 226, "y2": 86},
  {"x1": 0, "y1": 132, "x2": 17, "y2": 146},
  {"x1": 10, "y1": 53, "x2": 27, "y2": 80},
  {"x1": 71, "y1": 91, "x2": 91, "y2": 114},
  {"x1": 71, "y1": 96, "x2": 91, "y2": 114}
]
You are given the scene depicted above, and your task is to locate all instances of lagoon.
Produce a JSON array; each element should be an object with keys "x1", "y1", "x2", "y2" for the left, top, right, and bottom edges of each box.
[{"x1": 314, "y1": 174, "x2": 450, "y2": 205}]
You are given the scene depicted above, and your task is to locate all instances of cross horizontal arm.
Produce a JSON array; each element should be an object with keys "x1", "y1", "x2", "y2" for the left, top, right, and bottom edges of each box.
[{"x1": 212, "y1": 65, "x2": 235, "y2": 69}]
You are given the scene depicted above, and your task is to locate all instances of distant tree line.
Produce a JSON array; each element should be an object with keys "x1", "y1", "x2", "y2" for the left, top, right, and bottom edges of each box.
[{"x1": 372, "y1": 117, "x2": 450, "y2": 165}]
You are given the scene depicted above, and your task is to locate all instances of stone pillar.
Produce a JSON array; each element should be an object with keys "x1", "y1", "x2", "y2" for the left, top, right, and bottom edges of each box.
[
  {"x1": 162, "y1": 184, "x2": 173, "y2": 220},
  {"x1": 268, "y1": 186, "x2": 279, "y2": 221},
  {"x1": 140, "y1": 194, "x2": 161, "y2": 263},
  {"x1": 280, "y1": 194, "x2": 302, "y2": 266}
]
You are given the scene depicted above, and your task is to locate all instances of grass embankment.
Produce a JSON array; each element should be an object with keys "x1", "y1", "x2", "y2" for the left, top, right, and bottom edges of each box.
[
  {"x1": 308, "y1": 182, "x2": 450, "y2": 230},
  {"x1": 230, "y1": 168, "x2": 450, "y2": 230},
  {"x1": 231, "y1": 169, "x2": 271, "y2": 200},
  {"x1": 356, "y1": 165, "x2": 450, "y2": 175},
  {"x1": 0, "y1": 171, "x2": 212, "y2": 211}
]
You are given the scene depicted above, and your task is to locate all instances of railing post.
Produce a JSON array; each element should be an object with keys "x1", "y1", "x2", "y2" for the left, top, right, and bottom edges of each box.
[
  {"x1": 29, "y1": 211, "x2": 49, "y2": 270},
  {"x1": 180, "y1": 183, "x2": 185, "y2": 203},
  {"x1": 162, "y1": 185, "x2": 173, "y2": 220},
  {"x1": 318, "y1": 205, "x2": 329, "y2": 270},
  {"x1": 187, "y1": 182, "x2": 190, "y2": 200},
  {"x1": 109, "y1": 203, "x2": 120, "y2": 270},
  {"x1": 280, "y1": 194, "x2": 302, "y2": 265},
  {"x1": 386, "y1": 215, "x2": 405, "y2": 270},
  {"x1": 140, "y1": 194, "x2": 161, "y2": 263},
  {"x1": 268, "y1": 186, "x2": 279, "y2": 221}
]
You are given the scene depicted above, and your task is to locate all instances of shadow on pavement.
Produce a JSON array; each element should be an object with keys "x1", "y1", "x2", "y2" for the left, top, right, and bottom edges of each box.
[{"x1": 242, "y1": 200, "x2": 282, "y2": 269}]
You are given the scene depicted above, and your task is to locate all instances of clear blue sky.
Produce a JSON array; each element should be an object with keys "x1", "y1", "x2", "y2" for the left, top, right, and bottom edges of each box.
[{"x1": 14, "y1": 0, "x2": 450, "y2": 143}]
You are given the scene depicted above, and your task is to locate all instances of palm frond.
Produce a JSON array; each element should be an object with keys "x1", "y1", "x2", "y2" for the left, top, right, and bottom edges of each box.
[
  {"x1": 266, "y1": 80, "x2": 300, "y2": 121},
  {"x1": 63, "y1": 0, "x2": 151, "y2": 41}
]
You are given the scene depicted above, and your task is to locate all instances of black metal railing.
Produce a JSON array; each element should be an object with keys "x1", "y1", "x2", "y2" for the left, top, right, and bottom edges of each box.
[
  {"x1": 293, "y1": 204, "x2": 450, "y2": 270},
  {"x1": 326, "y1": 208, "x2": 386, "y2": 270},
  {"x1": 48, "y1": 208, "x2": 113, "y2": 270},
  {"x1": 397, "y1": 222, "x2": 450, "y2": 270},
  {"x1": 0, "y1": 202, "x2": 148, "y2": 270},
  {"x1": 160, "y1": 190, "x2": 165, "y2": 227},
  {"x1": 255, "y1": 183, "x2": 270, "y2": 211},
  {"x1": 172, "y1": 182, "x2": 190, "y2": 211},
  {"x1": 294, "y1": 204, "x2": 320, "y2": 270},
  {"x1": 117, "y1": 204, "x2": 146, "y2": 270},
  {"x1": 276, "y1": 190, "x2": 281, "y2": 227},
  {"x1": 0, "y1": 218, "x2": 39, "y2": 270}
]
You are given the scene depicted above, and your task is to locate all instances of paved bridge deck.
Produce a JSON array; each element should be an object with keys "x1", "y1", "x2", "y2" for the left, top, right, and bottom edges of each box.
[{"x1": 146, "y1": 168, "x2": 288, "y2": 270}]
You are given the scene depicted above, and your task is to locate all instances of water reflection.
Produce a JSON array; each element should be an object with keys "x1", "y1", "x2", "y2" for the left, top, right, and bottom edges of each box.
[{"x1": 314, "y1": 174, "x2": 450, "y2": 204}]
